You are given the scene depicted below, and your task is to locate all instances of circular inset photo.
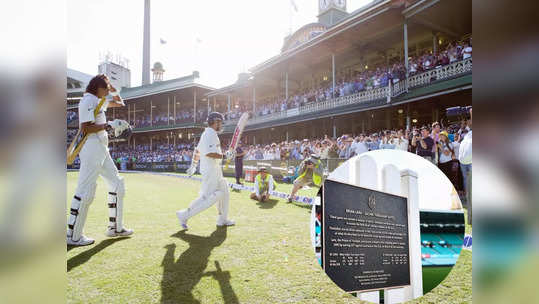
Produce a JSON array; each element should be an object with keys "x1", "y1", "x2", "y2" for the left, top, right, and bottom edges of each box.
[{"x1": 310, "y1": 150, "x2": 465, "y2": 303}]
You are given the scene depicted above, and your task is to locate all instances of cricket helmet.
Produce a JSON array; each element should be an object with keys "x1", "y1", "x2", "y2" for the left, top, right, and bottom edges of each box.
[{"x1": 207, "y1": 112, "x2": 224, "y2": 125}]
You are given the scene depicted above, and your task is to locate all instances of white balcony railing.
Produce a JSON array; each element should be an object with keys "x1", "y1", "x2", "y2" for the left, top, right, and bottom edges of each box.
[
  {"x1": 408, "y1": 57, "x2": 472, "y2": 89},
  {"x1": 391, "y1": 78, "x2": 408, "y2": 97},
  {"x1": 224, "y1": 58, "x2": 472, "y2": 128},
  {"x1": 299, "y1": 86, "x2": 389, "y2": 115}
]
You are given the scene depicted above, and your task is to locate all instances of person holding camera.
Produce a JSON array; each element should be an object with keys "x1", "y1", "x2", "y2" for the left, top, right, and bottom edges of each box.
[
  {"x1": 394, "y1": 129, "x2": 409, "y2": 151},
  {"x1": 287, "y1": 154, "x2": 325, "y2": 203},
  {"x1": 437, "y1": 131, "x2": 463, "y2": 191},
  {"x1": 380, "y1": 131, "x2": 396, "y2": 149},
  {"x1": 412, "y1": 126, "x2": 435, "y2": 163}
]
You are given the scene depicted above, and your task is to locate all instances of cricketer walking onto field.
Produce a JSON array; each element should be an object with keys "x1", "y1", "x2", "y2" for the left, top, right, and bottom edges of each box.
[
  {"x1": 67, "y1": 74, "x2": 133, "y2": 246},
  {"x1": 176, "y1": 112, "x2": 235, "y2": 229}
]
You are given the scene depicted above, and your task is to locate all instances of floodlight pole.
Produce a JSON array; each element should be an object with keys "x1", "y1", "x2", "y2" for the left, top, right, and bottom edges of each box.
[{"x1": 142, "y1": 0, "x2": 151, "y2": 85}]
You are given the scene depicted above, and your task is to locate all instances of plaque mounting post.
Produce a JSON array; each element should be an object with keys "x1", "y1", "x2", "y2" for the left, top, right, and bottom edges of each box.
[{"x1": 400, "y1": 169, "x2": 423, "y2": 301}]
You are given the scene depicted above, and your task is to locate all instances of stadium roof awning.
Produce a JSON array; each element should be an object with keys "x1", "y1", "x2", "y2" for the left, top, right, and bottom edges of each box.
[
  {"x1": 120, "y1": 73, "x2": 215, "y2": 100},
  {"x1": 67, "y1": 68, "x2": 93, "y2": 85},
  {"x1": 205, "y1": 80, "x2": 251, "y2": 98},
  {"x1": 248, "y1": 0, "x2": 470, "y2": 77},
  {"x1": 249, "y1": 0, "x2": 393, "y2": 75}
]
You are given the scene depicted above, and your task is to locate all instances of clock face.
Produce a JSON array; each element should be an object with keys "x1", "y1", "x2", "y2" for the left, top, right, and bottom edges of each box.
[
  {"x1": 320, "y1": 0, "x2": 330, "y2": 10},
  {"x1": 334, "y1": 0, "x2": 346, "y2": 9}
]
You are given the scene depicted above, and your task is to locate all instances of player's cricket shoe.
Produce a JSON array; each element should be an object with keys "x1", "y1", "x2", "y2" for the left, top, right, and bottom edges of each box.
[
  {"x1": 216, "y1": 219, "x2": 235, "y2": 227},
  {"x1": 287, "y1": 195, "x2": 293, "y2": 203},
  {"x1": 67, "y1": 235, "x2": 95, "y2": 246},
  {"x1": 106, "y1": 228, "x2": 134, "y2": 238},
  {"x1": 176, "y1": 210, "x2": 189, "y2": 229}
]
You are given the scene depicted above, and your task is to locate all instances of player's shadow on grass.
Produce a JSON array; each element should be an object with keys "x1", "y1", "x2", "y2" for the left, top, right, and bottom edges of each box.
[
  {"x1": 161, "y1": 227, "x2": 237, "y2": 304},
  {"x1": 256, "y1": 198, "x2": 278, "y2": 209},
  {"x1": 67, "y1": 237, "x2": 129, "y2": 272},
  {"x1": 202, "y1": 261, "x2": 239, "y2": 304}
]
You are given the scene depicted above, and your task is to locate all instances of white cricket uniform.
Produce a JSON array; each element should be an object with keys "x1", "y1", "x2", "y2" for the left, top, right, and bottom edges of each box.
[
  {"x1": 182, "y1": 127, "x2": 230, "y2": 223},
  {"x1": 67, "y1": 93, "x2": 126, "y2": 241}
]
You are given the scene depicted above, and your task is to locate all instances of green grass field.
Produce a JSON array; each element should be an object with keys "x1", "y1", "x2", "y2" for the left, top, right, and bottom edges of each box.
[{"x1": 67, "y1": 172, "x2": 471, "y2": 304}]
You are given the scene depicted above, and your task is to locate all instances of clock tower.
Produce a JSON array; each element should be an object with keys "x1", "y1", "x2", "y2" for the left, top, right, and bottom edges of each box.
[{"x1": 318, "y1": 0, "x2": 348, "y2": 27}]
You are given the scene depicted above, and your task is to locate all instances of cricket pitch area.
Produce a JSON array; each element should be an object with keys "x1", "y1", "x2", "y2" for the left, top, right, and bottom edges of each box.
[{"x1": 67, "y1": 172, "x2": 471, "y2": 304}]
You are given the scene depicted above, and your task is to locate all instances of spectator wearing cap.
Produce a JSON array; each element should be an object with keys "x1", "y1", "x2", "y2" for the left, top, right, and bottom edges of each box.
[
  {"x1": 412, "y1": 126, "x2": 435, "y2": 163},
  {"x1": 287, "y1": 154, "x2": 325, "y2": 203},
  {"x1": 250, "y1": 165, "x2": 275, "y2": 202}
]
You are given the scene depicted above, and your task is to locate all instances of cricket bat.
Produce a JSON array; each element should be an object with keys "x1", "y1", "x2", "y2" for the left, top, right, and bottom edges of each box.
[
  {"x1": 66, "y1": 97, "x2": 107, "y2": 165},
  {"x1": 224, "y1": 112, "x2": 249, "y2": 169},
  {"x1": 67, "y1": 129, "x2": 89, "y2": 165}
]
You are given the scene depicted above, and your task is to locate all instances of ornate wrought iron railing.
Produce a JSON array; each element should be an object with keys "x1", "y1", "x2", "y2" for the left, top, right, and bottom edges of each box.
[{"x1": 407, "y1": 58, "x2": 472, "y2": 89}]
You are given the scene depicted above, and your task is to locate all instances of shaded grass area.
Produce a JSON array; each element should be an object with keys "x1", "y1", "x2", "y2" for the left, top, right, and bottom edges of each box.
[{"x1": 67, "y1": 172, "x2": 471, "y2": 304}]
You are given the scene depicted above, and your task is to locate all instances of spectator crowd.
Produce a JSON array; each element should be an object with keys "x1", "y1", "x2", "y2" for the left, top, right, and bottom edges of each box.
[
  {"x1": 66, "y1": 38, "x2": 471, "y2": 130},
  {"x1": 67, "y1": 110, "x2": 78, "y2": 124},
  {"x1": 224, "y1": 38, "x2": 471, "y2": 120},
  {"x1": 125, "y1": 109, "x2": 209, "y2": 128},
  {"x1": 110, "y1": 142, "x2": 195, "y2": 163}
]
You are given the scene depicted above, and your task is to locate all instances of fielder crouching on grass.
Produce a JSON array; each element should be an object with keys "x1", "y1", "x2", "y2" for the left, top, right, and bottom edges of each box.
[
  {"x1": 287, "y1": 154, "x2": 325, "y2": 203},
  {"x1": 176, "y1": 112, "x2": 235, "y2": 229},
  {"x1": 250, "y1": 165, "x2": 275, "y2": 202},
  {"x1": 67, "y1": 74, "x2": 134, "y2": 246}
]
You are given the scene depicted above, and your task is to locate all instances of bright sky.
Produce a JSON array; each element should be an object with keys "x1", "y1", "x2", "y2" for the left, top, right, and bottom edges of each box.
[
  {"x1": 329, "y1": 150, "x2": 463, "y2": 212},
  {"x1": 67, "y1": 0, "x2": 373, "y2": 89}
]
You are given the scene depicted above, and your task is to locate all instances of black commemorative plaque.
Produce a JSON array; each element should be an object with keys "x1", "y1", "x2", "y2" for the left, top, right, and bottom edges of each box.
[{"x1": 322, "y1": 179, "x2": 410, "y2": 293}]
